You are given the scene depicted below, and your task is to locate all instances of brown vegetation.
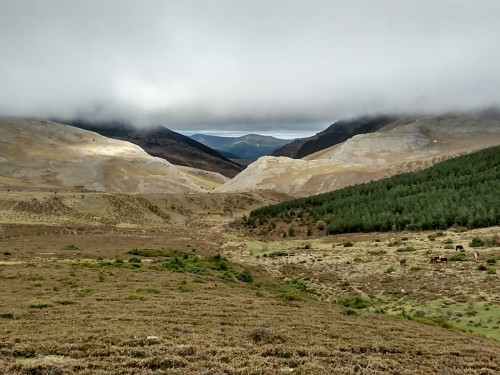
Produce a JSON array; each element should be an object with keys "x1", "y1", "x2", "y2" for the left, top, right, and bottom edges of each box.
[{"x1": 0, "y1": 191, "x2": 499, "y2": 374}]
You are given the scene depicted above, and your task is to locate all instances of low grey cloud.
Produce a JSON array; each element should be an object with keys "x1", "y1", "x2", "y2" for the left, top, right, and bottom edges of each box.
[{"x1": 1, "y1": 0, "x2": 499, "y2": 136}]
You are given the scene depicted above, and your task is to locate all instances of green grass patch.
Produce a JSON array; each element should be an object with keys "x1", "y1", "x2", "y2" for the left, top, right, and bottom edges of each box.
[{"x1": 29, "y1": 300, "x2": 53, "y2": 309}]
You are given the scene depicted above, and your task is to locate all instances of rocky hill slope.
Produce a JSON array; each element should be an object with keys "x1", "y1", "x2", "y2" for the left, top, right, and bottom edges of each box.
[
  {"x1": 68, "y1": 120, "x2": 244, "y2": 178},
  {"x1": 272, "y1": 116, "x2": 394, "y2": 158},
  {"x1": 217, "y1": 112, "x2": 500, "y2": 196},
  {"x1": 0, "y1": 117, "x2": 221, "y2": 194}
]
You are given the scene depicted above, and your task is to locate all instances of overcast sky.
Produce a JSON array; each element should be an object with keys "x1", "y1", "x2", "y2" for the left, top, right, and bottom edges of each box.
[{"x1": 1, "y1": 1, "x2": 499, "y2": 138}]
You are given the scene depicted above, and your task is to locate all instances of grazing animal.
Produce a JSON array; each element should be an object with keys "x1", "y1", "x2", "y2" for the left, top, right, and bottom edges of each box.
[
  {"x1": 455, "y1": 244, "x2": 464, "y2": 252},
  {"x1": 439, "y1": 256, "x2": 448, "y2": 262},
  {"x1": 430, "y1": 256, "x2": 439, "y2": 263},
  {"x1": 399, "y1": 259, "x2": 407, "y2": 266}
]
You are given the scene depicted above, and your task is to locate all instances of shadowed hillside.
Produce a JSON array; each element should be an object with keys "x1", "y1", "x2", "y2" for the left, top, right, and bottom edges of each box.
[
  {"x1": 67, "y1": 120, "x2": 244, "y2": 178},
  {"x1": 218, "y1": 112, "x2": 500, "y2": 196},
  {"x1": 191, "y1": 133, "x2": 291, "y2": 160},
  {"x1": 272, "y1": 116, "x2": 394, "y2": 158}
]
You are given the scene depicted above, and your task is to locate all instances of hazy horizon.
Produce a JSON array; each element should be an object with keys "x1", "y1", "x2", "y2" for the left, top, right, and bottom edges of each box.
[{"x1": 1, "y1": 1, "x2": 499, "y2": 135}]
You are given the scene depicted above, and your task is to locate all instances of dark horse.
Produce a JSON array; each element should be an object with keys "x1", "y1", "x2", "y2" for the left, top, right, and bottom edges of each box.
[
  {"x1": 430, "y1": 256, "x2": 439, "y2": 263},
  {"x1": 455, "y1": 244, "x2": 465, "y2": 252}
]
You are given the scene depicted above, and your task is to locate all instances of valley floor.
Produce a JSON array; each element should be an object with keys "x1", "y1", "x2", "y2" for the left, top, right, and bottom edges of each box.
[{"x1": 0, "y1": 192, "x2": 499, "y2": 374}]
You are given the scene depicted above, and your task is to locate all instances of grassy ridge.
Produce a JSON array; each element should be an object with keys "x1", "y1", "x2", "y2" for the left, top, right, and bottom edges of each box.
[{"x1": 245, "y1": 146, "x2": 500, "y2": 235}]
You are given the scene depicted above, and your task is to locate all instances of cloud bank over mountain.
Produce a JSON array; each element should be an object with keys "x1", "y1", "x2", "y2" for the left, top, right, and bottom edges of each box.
[{"x1": 1, "y1": 0, "x2": 499, "y2": 135}]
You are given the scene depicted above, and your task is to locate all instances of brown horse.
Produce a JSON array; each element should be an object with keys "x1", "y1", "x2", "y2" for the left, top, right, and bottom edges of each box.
[
  {"x1": 430, "y1": 256, "x2": 439, "y2": 263},
  {"x1": 439, "y1": 256, "x2": 448, "y2": 262},
  {"x1": 456, "y1": 244, "x2": 465, "y2": 252}
]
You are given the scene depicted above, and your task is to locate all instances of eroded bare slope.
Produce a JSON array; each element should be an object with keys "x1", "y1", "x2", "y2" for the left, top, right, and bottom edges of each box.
[
  {"x1": 0, "y1": 117, "x2": 212, "y2": 194},
  {"x1": 217, "y1": 112, "x2": 500, "y2": 196}
]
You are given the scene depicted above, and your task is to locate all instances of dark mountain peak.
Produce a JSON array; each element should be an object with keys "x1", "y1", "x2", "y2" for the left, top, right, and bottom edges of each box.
[
  {"x1": 190, "y1": 133, "x2": 291, "y2": 161},
  {"x1": 63, "y1": 119, "x2": 244, "y2": 178},
  {"x1": 272, "y1": 115, "x2": 396, "y2": 159}
]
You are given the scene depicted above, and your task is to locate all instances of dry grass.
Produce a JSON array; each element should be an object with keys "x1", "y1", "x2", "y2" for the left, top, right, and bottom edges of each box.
[{"x1": 0, "y1": 193, "x2": 500, "y2": 374}]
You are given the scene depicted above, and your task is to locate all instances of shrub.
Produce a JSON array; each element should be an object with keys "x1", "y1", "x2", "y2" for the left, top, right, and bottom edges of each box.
[
  {"x1": 478, "y1": 264, "x2": 487, "y2": 271},
  {"x1": 450, "y1": 253, "x2": 466, "y2": 261},
  {"x1": 340, "y1": 280, "x2": 350, "y2": 287},
  {"x1": 399, "y1": 308, "x2": 413, "y2": 320},
  {"x1": 178, "y1": 280, "x2": 195, "y2": 292},
  {"x1": 386, "y1": 266, "x2": 396, "y2": 273},
  {"x1": 129, "y1": 257, "x2": 142, "y2": 264},
  {"x1": 29, "y1": 300, "x2": 52, "y2": 309},
  {"x1": 382, "y1": 275, "x2": 394, "y2": 283},
  {"x1": 368, "y1": 249, "x2": 386, "y2": 255},
  {"x1": 63, "y1": 245, "x2": 79, "y2": 250},
  {"x1": 337, "y1": 295, "x2": 371, "y2": 309},
  {"x1": 487, "y1": 267, "x2": 496, "y2": 274},
  {"x1": 288, "y1": 278, "x2": 307, "y2": 292},
  {"x1": 236, "y1": 269, "x2": 253, "y2": 283},
  {"x1": 280, "y1": 290, "x2": 301, "y2": 301},
  {"x1": 288, "y1": 227, "x2": 295, "y2": 237},
  {"x1": 486, "y1": 258, "x2": 497, "y2": 264},
  {"x1": 268, "y1": 251, "x2": 288, "y2": 258},
  {"x1": 443, "y1": 244, "x2": 454, "y2": 249},
  {"x1": 3, "y1": 251, "x2": 12, "y2": 256},
  {"x1": 343, "y1": 241, "x2": 354, "y2": 247},
  {"x1": 344, "y1": 308, "x2": 357, "y2": 316},
  {"x1": 469, "y1": 237, "x2": 484, "y2": 247},
  {"x1": 396, "y1": 246, "x2": 416, "y2": 252}
]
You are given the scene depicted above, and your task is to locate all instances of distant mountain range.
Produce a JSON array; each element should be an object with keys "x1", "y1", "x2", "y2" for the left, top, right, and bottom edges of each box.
[
  {"x1": 272, "y1": 116, "x2": 394, "y2": 158},
  {"x1": 65, "y1": 120, "x2": 244, "y2": 178},
  {"x1": 190, "y1": 133, "x2": 291, "y2": 161}
]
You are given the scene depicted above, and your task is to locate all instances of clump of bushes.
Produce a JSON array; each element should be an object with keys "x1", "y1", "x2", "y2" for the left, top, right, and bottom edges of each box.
[
  {"x1": 343, "y1": 241, "x2": 354, "y2": 247},
  {"x1": 236, "y1": 269, "x2": 253, "y2": 283},
  {"x1": 450, "y1": 253, "x2": 466, "y2": 261},
  {"x1": 335, "y1": 295, "x2": 372, "y2": 309},
  {"x1": 469, "y1": 237, "x2": 484, "y2": 247}
]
